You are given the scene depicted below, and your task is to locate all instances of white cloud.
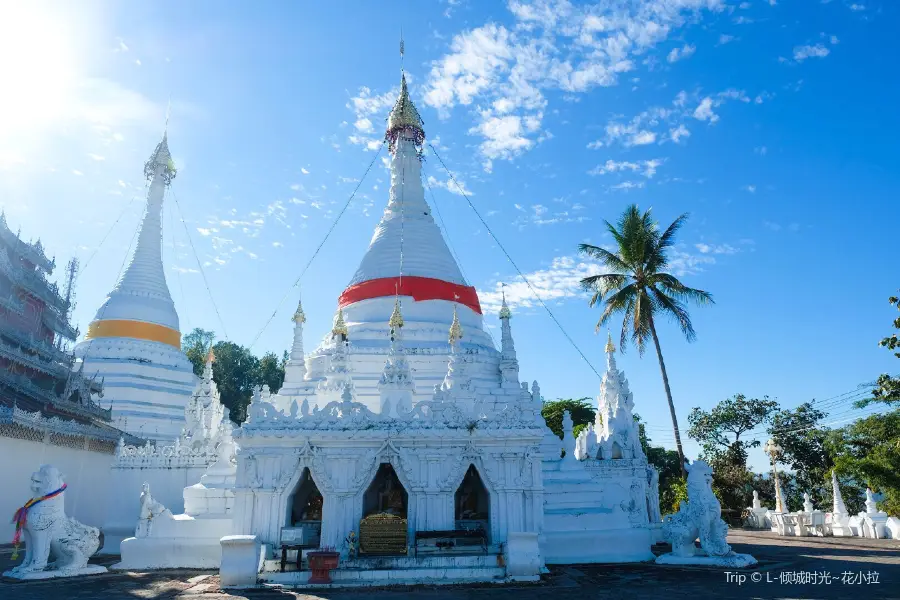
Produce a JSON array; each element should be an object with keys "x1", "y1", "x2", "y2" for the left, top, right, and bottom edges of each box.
[
  {"x1": 479, "y1": 246, "x2": 718, "y2": 314},
  {"x1": 272, "y1": 241, "x2": 283, "y2": 248},
  {"x1": 423, "y1": 1, "x2": 726, "y2": 165},
  {"x1": 588, "y1": 158, "x2": 664, "y2": 178},
  {"x1": 631, "y1": 130, "x2": 657, "y2": 145},
  {"x1": 743, "y1": 184, "x2": 757, "y2": 193},
  {"x1": 610, "y1": 180, "x2": 645, "y2": 191},
  {"x1": 88, "y1": 153, "x2": 105, "y2": 161},
  {"x1": 670, "y1": 124, "x2": 691, "y2": 143},
  {"x1": 301, "y1": 168, "x2": 310, "y2": 175},
  {"x1": 793, "y1": 44, "x2": 830, "y2": 62},
  {"x1": 695, "y1": 243, "x2": 738, "y2": 255},
  {"x1": 667, "y1": 44, "x2": 696, "y2": 63},
  {"x1": 693, "y1": 97, "x2": 719, "y2": 122},
  {"x1": 754, "y1": 146, "x2": 768, "y2": 155},
  {"x1": 849, "y1": 3, "x2": 865, "y2": 10},
  {"x1": 718, "y1": 34, "x2": 736, "y2": 45},
  {"x1": 427, "y1": 175, "x2": 474, "y2": 196},
  {"x1": 71, "y1": 169, "x2": 83, "y2": 176}
]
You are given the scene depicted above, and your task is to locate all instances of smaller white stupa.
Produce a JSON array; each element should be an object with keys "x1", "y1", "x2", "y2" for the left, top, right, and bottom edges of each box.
[{"x1": 75, "y1": 131, "x2": 196, "y2": 441}]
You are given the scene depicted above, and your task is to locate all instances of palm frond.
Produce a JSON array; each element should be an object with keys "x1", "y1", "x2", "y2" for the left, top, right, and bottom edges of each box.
[
  {"x1": 596, "y1": 283, "x2": 638, "y2": 331},
  {"x1": 650, "y1": 287, "x2": 697, "y2": 342},
  {"x1": 580, "y1": 273, "x2": 628, "y2": 297},
  {"x1": 650, "y1": 273, "x2": 715, "y2": 306},
  {"x1": 657, "y1": 213, "x2": 689, "y2": 253},
  {"x1": 578, "y1": 244, "x2": 630, "y2": 274}
]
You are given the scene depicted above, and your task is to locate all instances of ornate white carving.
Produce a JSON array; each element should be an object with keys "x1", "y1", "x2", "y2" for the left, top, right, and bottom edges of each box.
[
  {"x1": 657, "y1": 460, "x2": 755, "y2": 567},
  {"x1": 136, "y1": 482, "x2": 173, "y2": 537},
  {"x1": 3, "y1": 465, "x2": 107, "y2": 579}
]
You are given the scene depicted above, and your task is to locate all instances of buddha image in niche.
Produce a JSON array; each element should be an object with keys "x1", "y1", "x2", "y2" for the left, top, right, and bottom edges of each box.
[{"x1": 378, "y1": 470, "x2": 406, "y2": 516}]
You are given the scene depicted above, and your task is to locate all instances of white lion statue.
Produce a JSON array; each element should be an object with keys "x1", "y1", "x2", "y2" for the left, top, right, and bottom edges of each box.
[
  {"x1": 136, "y1": 482, "x2": 172, "y2": 538},
  {"x1": 4, "y1": 465, "x2": 105, "y2": 578},
  {"x1": 661, "y1": 460, "x2": 732, "y2": 558}
]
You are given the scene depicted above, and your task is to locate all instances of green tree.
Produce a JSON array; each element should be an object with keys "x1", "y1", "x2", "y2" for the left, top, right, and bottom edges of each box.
[
  {"x1": 688, "y1": 394, "x2": 779, "y2": 465},
  {"x1": 182, "y1": 328, "x2": 216, "y2": 377},
  {"x1": 768, "y1": 402, "x2": 842, "y2": 510},
  {"x1": 258, "y1": 351, "x2": 286, "y2": 394},
  {"x1": 541, "y1": 398, "x2": 595, "y2": 439},
  {"x1": 211, "y1": 341, "x2": 261, "y2": 424},
  {"x1": 580, "y1": 205, "x2": 714, "y2": 476},
  {"x1": 687, "y1": 394, "x2": 778, "y2": 510},
  {"x1": 636, "y1": 414, "x2": 686, "y2": 514},
  {"x1": 828, "y1": 411, "x2": 900, "y2": 515},
  {"x1": 858, "y1": 293, "x2": 900, "y2": 407}
]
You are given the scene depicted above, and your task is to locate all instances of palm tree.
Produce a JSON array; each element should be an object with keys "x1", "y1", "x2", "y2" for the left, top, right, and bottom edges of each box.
[{"x1": 579, "y1": 205, "x2": 713, "y2": 477}]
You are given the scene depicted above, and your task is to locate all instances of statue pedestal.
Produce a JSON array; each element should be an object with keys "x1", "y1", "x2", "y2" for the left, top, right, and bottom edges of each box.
[
  {"x1": 749, "y1": 507, "x2": 770, "y2": 529},
  {"x1": 830, "y1": 513, "x2": 853, "y2": 537},
  {"x1": 655, "y1": 552, "x2": 757, "y2": 568},
  {"x1": 3, "y1": 565, "x2": 108, "y2": 580},
  {"x1": 860, "y1": 512, "x2": 889, "y2": 539}
]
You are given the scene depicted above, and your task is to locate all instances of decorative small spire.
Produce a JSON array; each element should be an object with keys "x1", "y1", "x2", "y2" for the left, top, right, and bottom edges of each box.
[
  {"x1": 605, "y1": 331, "x2": 616, "y2": 354},
  {"x1": 385, "y1": 43, "x2": 425, "y2": 151},
  {"x1": 389, "y1": 297, "x2": 404, "y2": 342},
  {"x1": 292, "y1": 297, "x2": 306, "y2": 324},
  {"x1": 143, "y1": 130, "x2": 177, "y2": 185},
  {"x1": 206, "y1": 348, "x2": 216, "y2": 364},
  {"x1": 499, "y1": 284, "x2": 512, "y2": 320},
  {"x1": 448, "y1": 303, "x2": 463, "y2": 345},
  {"x1": 332, "y1": 307, "x2": 349, "y2": 339}
]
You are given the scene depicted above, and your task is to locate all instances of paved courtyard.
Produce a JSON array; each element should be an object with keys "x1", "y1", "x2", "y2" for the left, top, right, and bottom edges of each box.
[{"x1": 2, "y1": 530, "x2": 898, "y2": 600}]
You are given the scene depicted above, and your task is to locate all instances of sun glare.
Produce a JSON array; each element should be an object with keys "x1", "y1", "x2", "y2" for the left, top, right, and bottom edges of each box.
[{"x1": 0, "y1": 5, "x2": 77, "y2": 135}]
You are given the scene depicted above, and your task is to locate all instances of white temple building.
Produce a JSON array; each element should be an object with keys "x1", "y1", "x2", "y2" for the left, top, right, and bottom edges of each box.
[
  {"x1": 215, "y1": 67, "x2": 658, "y2": 585},
  {"x1": 74, "y1": 133, "x2": 196, "y2": 441}
]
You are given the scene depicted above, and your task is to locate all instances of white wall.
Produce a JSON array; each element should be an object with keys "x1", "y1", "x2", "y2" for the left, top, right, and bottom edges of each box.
[{"x1": 0, "y1": 436, "x2": 115, "y2": 540}]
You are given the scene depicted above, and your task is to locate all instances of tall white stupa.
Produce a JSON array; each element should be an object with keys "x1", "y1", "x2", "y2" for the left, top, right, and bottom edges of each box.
[
  {"x1": 299, "y1": 72, "x2": 500, "y2": 410},
  {"x1": 75, "y1": 132, "x2": 196, "y2": 441}
]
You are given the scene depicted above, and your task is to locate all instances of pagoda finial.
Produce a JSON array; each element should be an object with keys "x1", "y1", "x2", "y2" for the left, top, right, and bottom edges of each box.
[
  {"x1": 499, "y1": 284, "x2": 512, "y2": 319},
  {"x1": 448, "y1": 301, "x2": 463, "y2": 345},
  {"x1": 206, "y1": 347, "x2": 216, "y2": 364},
  {"x1": 144, "y1": 127, "x2": 176, "y2": 185},
  {"x1": 605, "y1": 331, "x2": 615, "y2": 354},
  {"x1": 389, "y1": 297, "x2": 404, "y2": 332},
  {"x1": 332, "y1": 307, "x2": 349, "y2": 339},
  {"x1": 292, "y1": 295, "x2": 306, "y2": 324},
  {"x1": 385, "y1": 42, "x2": 425, "y2": 151}
]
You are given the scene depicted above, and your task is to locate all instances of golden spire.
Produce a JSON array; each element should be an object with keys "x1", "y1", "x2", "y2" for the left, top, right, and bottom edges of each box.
[
  {"x1": 448, "y1": 303, "x2": 463, "y2": 345},
  {"x1": 385, "y1": 38, "x2": 425, "y2": 149},
  {"x1": 206, "y1": 347, "x2": 216, "y2": 364},
  {"x1": 499, "y1": 284, "x2": 512, "y2": 320},
  {"x1": 332, "y1": 307, "x2": 349, "y2": 339},
  {"x1": 292, "y1": 297, "x2": 306, "y2": 324},
  {"x1": 605, "y1": 331, "x2": 616, "y2": 354},
  {"x1": 389, "y1": 297, "x2": 404, "y2": 330}
]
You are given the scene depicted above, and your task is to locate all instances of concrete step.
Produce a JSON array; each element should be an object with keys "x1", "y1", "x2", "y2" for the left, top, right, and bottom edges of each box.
[{"x1": 261, "y1": 564, "x2": 506, "y2": 587}]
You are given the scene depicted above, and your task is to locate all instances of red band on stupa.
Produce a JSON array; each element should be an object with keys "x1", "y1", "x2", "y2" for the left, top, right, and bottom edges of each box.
[{"x1": 339, "y1": 276, "x2": 482, "y2": 315}]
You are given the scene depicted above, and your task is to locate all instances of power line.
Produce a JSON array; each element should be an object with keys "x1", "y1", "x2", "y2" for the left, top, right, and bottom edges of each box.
[
  {"x1": 424, "y1": 170, "x2": 498, "y2": 348},
  {"x1": 429, "y1": 143, "x2": 602, "y2": 380},
  {"x1": 169, "y1": 187, "x2": 229, "y2": 340},
  {"x1": 75, "y1": 193, "x2": 140, "y2": 285},
  {"x1": 247, "y1": 142, "x2": 385, "y2": 350}
]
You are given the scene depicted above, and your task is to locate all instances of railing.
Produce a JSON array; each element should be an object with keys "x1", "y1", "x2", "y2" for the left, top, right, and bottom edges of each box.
[
  {"x1": 0, "y1": 218, "x2": 55, "y2": 273},
  {"x1": 0, "y1": 293, "x2": 25, "y2": 314},
  {"x1": 0, "y1": 338, "x2": 68, "y2": 378},
  {"x1": 0, "y1": 369, "x2": 111, "y2": 422},
  {"x1": 0, "y1": 326, "x2": 74, "y2": 366},
  {"x1": 41, "y1": 306, "x2": 78, "y2": 340},
  {"x1": 0, "y1": 404, "x2": 140, "y2": 446}
]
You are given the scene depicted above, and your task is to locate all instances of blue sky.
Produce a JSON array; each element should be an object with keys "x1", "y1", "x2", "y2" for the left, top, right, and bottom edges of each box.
[{"x1": 1, "y1": 0, "x2": 897, "y2": 472}]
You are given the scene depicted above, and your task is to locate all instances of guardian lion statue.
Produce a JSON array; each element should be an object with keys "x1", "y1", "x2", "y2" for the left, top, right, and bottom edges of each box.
[
  {"x1": 662, "y1": 460, "x2": 732, "y2": 558},
  {"x1": 4, "y1": 465, "x2": 107, "y2": 578}
]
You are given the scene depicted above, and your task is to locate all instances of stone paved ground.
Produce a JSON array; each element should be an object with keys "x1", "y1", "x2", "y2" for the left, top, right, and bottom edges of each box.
[{"x1": 2, "y1": 531, "x2": 899, "y2": 600}]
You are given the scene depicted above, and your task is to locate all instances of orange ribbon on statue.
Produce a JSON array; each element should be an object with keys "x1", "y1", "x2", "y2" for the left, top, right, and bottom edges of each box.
[{"x1": 339, "y1": 276, "x2": 482, "y2": 315}]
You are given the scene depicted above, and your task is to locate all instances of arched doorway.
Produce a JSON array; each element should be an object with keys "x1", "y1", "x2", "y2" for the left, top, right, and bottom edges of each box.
[
  {"x1": 285, "y1": 467, "x2": 322, "y2": 546},
  {"x1": 455, "y1": 464, "x2": 489, "y2": 536},
  {"x1": 363, "y1": 463, "x2": 408, "y2": 518}
]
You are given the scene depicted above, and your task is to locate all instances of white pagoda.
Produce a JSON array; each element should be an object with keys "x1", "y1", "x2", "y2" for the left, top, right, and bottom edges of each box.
[
  {"x1": 222, "y1": 66, "x2": 658, "y2": 585},
  {"x1": 74, "y1": 132, "x2": 196, "y2": 441}
]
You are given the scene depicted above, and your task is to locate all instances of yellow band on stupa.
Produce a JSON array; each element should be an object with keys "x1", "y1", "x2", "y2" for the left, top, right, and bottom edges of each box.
[{"x1": 85, "y1": 319, "x2": 181, "y2": 348}]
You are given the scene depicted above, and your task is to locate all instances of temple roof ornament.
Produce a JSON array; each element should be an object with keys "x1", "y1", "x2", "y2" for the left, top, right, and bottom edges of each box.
[
  {"x1": 605, "y1": 331, "x2": 616, "y2": 354},
  {"x1": 206, "y1": 348, "x2": 216, "y2": 364},
  {"x1": 143, "y1": 131, "x2": 177, "y2": 186},
  {"x1": 448, "y1": 303, "x2": 463, "y2": 345},
  {"x1": 385, "y1": 73, "x2": 425, "y2": 151},
  {"x1": 332, "y1": 307, "x2": 349, "y2": 339},
  {"x1": 499, "y1": 286, "x2": 512, "y2": 320},
  {"x1": 389, "y1": 297, "x2": 404, "y2": 337},
  {"x1": 292, "y1": 297, "x2": 306, "y2": 325}
]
